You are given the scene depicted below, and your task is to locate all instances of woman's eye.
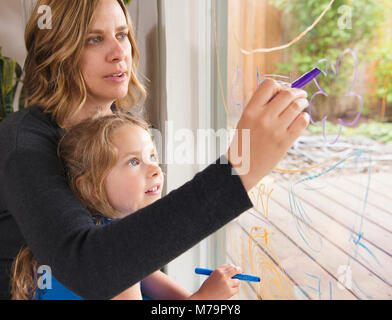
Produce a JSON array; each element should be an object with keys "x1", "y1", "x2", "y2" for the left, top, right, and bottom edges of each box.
[
  {"x1": 87, "y1": 36, "x2": 102, "y2": 44},
  {"x1": 118, "y1": 32, "x2": 128, "y2": 40},
  {"x1": 128, "y1": 158, "x2": 140, "y2": 167}
]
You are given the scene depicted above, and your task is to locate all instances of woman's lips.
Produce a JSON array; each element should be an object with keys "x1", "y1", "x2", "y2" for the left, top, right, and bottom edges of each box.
[{"x1": 104, "y1": 72, "x2": 127, "y2": 83}]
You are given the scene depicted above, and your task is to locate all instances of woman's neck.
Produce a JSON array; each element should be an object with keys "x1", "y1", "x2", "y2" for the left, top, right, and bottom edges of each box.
[{"x1": 63, "y1": 98, "x2": 114, "y2": 130}]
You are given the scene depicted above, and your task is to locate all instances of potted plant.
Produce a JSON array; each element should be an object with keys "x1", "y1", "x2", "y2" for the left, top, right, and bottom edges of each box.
[{"x1": 0, "y1": 47, "x2": 25, "y2": 122}]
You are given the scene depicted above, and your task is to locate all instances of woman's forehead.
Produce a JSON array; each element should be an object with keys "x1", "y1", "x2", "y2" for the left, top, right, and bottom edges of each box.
[{"x1": 89, "y1": 0, "x2": 127, "y2": 30}]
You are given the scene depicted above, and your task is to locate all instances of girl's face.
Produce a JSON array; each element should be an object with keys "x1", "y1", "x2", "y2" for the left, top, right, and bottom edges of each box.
[
  {"x1": 80, "y1": 0, "x2": 132, "y2": 106},
  {"x1": 104, "y1": 124, "x2": 164, "y2": 215}
]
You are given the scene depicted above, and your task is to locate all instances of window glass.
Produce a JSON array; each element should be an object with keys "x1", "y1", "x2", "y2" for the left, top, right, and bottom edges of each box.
[{"x1": 217, "y1": 0, "x2": 392, "y2": 300}]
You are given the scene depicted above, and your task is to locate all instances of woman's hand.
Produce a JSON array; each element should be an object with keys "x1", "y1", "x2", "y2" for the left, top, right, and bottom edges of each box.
[
  {"x1": 189, "y1": 264, "x2": 241, "y2": 300},
  {"x1": 227, "y1": 79, "x2": 309, "y2": 191}
]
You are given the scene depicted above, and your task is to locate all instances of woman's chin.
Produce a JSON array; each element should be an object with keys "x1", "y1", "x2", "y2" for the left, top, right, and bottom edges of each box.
[
  {"x1": 93, "y1": 84, "x2": 129, "y2": 101},
  {"x1": 92, "y1": 92, "x2": 128, "y2": 105}
]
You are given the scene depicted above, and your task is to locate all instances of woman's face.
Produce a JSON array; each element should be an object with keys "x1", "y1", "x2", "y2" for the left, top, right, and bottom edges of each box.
[
  {"x1": 104, "y1": 124, "x2": 164, "y2": 215},
  {"x1": 80, "y1": 0, "x2": 132, "y2": 106}
]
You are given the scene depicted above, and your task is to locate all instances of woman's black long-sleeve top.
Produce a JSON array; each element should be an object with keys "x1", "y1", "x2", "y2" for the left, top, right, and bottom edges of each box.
[{"x1": 0, "y1": 106, "x2": 252, "y2": 299}]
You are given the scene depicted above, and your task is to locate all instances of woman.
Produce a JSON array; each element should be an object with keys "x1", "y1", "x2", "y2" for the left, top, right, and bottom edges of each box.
[{"x1": 0, "y1": 0, "x2": 309, "y2": 299}]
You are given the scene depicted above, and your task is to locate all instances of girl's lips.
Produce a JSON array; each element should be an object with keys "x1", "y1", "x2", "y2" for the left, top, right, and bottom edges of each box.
[{"x1": 145, "y1": 184, "x2": 161, "y2": 196}]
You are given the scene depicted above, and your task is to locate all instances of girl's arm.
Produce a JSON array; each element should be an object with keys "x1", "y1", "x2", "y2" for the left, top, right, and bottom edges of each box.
[
  {"x1": 141, "y1": 271, "x2": 191, "y2": 300},
  {"x1": 189, "y1": 264, "x2": 241, "y2": 300},
  {"x1": 141, "y1": 264, "x2": 241, "y2": 300},
  {"x1": 111, "y1": 284, "x2": 142, "y2": 300}
]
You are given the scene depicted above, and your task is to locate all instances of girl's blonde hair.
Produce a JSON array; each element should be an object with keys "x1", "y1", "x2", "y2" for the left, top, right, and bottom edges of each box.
[
  {"x1": 11, "y1": 112, "x2": 151, "y2": 300},
  {"x1": 24, "y1": 0, "x2": 146, "y2": 127}
]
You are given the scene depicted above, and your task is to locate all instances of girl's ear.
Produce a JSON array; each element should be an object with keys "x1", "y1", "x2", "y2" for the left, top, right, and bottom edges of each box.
[
  {"x1": 75, "y1": 174, "x2": 99, "y2": 204},
  {"x1": 75, "y1": 175, "x2": 83, "y2": 192}
]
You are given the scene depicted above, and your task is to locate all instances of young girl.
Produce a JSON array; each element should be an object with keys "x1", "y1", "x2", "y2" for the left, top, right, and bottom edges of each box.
[
  {"x1": 0, "y1": 0, "x2": 308, "y2": 299},
  {"x1": 11, "y1": 112, "x2": 242, "y2": 300}
]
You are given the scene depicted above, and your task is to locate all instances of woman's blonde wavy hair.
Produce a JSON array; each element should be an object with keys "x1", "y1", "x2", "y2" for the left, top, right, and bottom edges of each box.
[
  {"x1": 11, "y1": 112, "x2": 151, "y2": 299},
  {"x1": 24, "y1": 0, "x2": 146, "y2": 127}
]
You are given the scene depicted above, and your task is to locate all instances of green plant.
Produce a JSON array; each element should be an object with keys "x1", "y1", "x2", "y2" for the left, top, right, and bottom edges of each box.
[
  {"x1": 270, "y1": 0, "x2": 387, "y2": 120},
  {"x1": 123, "y1": 0, "x2": 132, "y2": 6},
  {"x1": 0, "y1": 47, "x2": 25, "y2": 122},
  {"x1": 308, "y1": 121, "x2": 392, "y2": 144},
  {"x1": 372, "y1": 39, "x2": 392, "y2": 111}
]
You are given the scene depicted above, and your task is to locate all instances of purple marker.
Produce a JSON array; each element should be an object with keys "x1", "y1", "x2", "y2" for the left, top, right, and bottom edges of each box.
[
  {"x1": 291, "y1": 67, "x2": 321, "y2": 89},
  {"x1": 266, "y1": 67, "x2": 321, "y2": 103}
]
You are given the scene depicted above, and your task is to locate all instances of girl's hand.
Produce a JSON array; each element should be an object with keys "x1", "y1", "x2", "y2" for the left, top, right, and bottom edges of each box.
[
  {"x1": 189, "y1": 264, "x2": 241, "y2": 300},
  {"x1": 227, "y1": 79, "x2": 309, "y2": 191}
]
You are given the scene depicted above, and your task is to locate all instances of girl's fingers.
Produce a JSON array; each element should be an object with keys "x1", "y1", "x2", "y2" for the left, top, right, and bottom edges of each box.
[
  {"x1": 226, "y1": 265, "x2": 242, "y2": 278},
  {"x1": 231, "y1": 279, "x2": 241, "y2": 288}
]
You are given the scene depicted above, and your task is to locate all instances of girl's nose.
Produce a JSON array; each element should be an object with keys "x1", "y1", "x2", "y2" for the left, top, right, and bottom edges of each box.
[{"x1": 147, "y1": 162, "x2": 161, "y2": 178}]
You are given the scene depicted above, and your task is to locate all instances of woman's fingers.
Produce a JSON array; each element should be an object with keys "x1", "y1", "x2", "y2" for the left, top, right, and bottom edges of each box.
[
  {"x1": 228, "y1": 78, "x2": 310, "y2": 191},
  {"x1": 279, "y1": 98, "x2": 309, "y2": 129},
  {"x1": 267, "y1": 88, "x2": 308, "y2": 118},
  {"x1": 245, "y1": 79, "x2": 282, "y2": 115},
  {"x1": 287, "y1": 112, "x2": 310, "y2": 138}
]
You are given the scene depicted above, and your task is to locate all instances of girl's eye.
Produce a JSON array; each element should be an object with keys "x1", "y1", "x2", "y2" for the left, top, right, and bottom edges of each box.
[
  {"x1": 150, "y1": 154, "x2": 158, "y2": 162},
  {"x1": 128, "y1": 158, "x2": 140, "y2": 167}
]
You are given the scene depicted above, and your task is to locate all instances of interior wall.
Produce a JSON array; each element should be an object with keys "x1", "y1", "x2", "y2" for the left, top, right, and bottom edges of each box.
[
  {"x1": 128, "y1": 0, "x2": 160, "y2": 129},
  {"x1": 0, "y1": 0, "x2": 27, "y2": 66},
  {"x1": 0, "y1": 0, "x2": 160, "y2": 129}
]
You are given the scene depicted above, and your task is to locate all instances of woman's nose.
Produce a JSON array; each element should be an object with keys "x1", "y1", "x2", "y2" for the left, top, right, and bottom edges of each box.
[{"x1": 107, "y1": 37, "x2": 127, "y2": 62}]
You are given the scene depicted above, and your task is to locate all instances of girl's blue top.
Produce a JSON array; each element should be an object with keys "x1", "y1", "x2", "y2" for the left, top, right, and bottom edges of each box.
[{"x1": 35, "y1": 217, "x2": 148, "y2": 300}]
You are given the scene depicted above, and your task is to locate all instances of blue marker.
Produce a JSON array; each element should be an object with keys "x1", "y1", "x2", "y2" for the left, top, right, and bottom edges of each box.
[
  {"x1": 195, "y1": 267, "x2": 260, "y2": 282},
  {"x1": 291, "y1": 67, "x2": 321, "y2": 89}
]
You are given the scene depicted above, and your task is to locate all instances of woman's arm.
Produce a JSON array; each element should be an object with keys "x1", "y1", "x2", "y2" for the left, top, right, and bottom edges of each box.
[
  {"x1": 1, "y1": 111, "x2": 251, "y2": 300},
  {"x1": 1, "y1": 79, "x2": 307, "y2": 300}
]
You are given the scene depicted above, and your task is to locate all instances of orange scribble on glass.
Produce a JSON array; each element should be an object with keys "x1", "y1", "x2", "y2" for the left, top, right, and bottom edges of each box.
[
  {"x1": 249, "y1": 183, "x2": 273, "y2": 219},
  {"x1": 248, "y1": 226, "x2": 294, "y2": 300},
  {"x1": 231, "y1": 0, "x2": 335, "y2": 54}
]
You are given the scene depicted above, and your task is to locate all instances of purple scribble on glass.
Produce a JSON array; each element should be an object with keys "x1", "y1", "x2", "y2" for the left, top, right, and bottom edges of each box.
[{"x1": 309, "y1": 49, "x2": 363, "y2": 144}]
